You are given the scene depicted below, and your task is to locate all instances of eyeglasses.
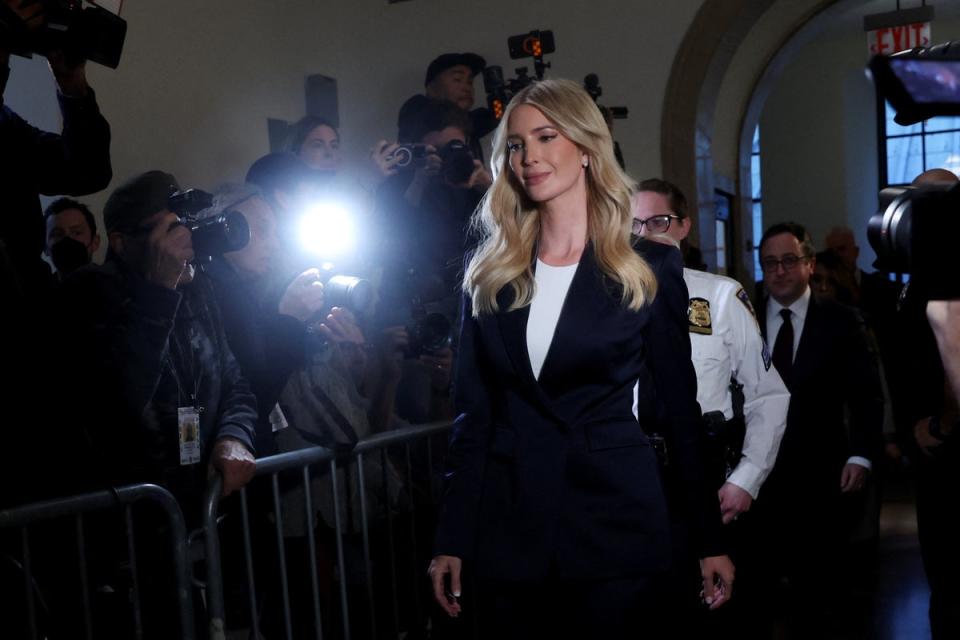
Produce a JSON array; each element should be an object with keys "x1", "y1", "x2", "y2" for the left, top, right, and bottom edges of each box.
[
  {"x1": 632, "y1": 214, "x2": 683, "y2": 235},
  {"x1": 760, "y1": 254, "x2": 810, "y2": 273}
]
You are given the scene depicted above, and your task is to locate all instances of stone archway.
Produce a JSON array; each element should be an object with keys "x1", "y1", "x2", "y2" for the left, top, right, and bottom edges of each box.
[{"x1": 660, "y1": 0, "x2": 878, "y2": 282}]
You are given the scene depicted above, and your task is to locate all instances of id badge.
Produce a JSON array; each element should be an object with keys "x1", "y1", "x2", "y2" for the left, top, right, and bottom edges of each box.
[
  {"x1": 178, "y1": 406, "x2": 202, "y2": 466},
  {"x1": 269, "y1": 403, "x2": 289, "y2": 433}
]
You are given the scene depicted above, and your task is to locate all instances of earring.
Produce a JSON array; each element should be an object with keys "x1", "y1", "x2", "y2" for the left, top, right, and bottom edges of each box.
[{"x1": 582, "y1": 158, "x2": 589, "y2": 168}]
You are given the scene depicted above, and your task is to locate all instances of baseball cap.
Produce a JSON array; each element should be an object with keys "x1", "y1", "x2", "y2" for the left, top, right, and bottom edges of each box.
[
  {"x1": 424, "y1": 53, "x2": 486, "y2": 87},
  {"x1": 103, "y1": 170, "x2": 180, "y2": 234}
]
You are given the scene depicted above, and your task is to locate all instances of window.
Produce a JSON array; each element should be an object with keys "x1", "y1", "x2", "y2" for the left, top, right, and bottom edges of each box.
[
  {"x1": 751, "y1": 126, "x2": 763, "y2": 282},
  {"x1": 880, "y1": 101, "x2": 960, "y2": 186}
]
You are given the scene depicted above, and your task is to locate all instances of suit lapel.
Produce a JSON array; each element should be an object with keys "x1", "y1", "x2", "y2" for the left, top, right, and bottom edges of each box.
[
  {"x1": 790, "y1": 294, "x2": 819, "y2": 387},
  {"x1": 536, "y1": 246, "x2": 606, "y2": 395},
  {"x1": 493, "y1": 245, "x2": 607, "y2": 427}
]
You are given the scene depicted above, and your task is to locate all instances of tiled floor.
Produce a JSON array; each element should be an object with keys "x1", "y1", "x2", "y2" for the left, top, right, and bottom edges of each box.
[{"x1": 868, "y1": 474, "x2": 931, "y2": 640}]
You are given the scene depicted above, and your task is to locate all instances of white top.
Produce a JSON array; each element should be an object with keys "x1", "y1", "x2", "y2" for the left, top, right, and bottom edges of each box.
[
  {"x1": 684, "y1": 268, "x2": 789, "y2": 498},
  {"x1": 764, "y1": 284, "x2": 871, "y2": 471},
  {"x1": 527, "y1": 259, "x2": 578, "y2": 380}
]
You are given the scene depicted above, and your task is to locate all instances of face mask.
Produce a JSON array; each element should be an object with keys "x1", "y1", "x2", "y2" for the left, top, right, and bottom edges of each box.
[{"x1": 50, "y1": 236, "x2": 91, "y2": 277}]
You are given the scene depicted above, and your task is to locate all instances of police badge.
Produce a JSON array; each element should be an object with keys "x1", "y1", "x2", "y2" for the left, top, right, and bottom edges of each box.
[{"x1": 688, "y1": 297, "x2": 713, "y2": 335}]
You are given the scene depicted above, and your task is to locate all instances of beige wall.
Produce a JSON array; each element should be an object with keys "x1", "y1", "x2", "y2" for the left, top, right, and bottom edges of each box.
[{"x1": 6, "y1": 0, "x2": 709, "y2": 234}]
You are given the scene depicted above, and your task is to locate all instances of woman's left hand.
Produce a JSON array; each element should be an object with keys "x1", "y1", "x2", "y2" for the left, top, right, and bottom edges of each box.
[{"x1": 700, "y1": 555, "x2": 735, "y2": 610}]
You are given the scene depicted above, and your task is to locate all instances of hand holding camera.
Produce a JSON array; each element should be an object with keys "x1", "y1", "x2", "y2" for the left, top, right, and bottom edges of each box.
[
  {"x1": 279, "y1": 268, "x2": 326, "y2": 323},
  {"x1": 46, "y1": 49, "x2": 87, "y2": 97},
  {"x1": 372, "y1": 140, "x2": 402, "y2": 178}
]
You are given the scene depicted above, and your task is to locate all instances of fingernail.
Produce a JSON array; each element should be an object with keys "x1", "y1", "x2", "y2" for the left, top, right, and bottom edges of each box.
[
  {"x1": 705, "y1": 596, "x2": 714, "y2": 605},
  {"x1": 453, "y1": 590, "x2": 461, "y2": 597}
]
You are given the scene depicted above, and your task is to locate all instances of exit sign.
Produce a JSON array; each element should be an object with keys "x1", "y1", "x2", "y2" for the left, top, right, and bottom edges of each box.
[
  {"x1": 864, "y1": 6, "x2": 934, "y2": 56},
  {"x1": 868, "y1": 23, "x2": 931, "y2": 55}
]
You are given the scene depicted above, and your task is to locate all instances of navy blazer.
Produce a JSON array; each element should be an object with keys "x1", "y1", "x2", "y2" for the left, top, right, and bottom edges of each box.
[
  {"x1": 758, "y1": 294, "x2": 884, "y2": 499},
  {"x1": 434, "y1": 241, "x2": 725, "y2": 582}
]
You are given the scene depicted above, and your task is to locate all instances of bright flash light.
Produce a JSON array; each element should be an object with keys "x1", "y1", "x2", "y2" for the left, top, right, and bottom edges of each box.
[{"x1": 298, "y1": 202, "x2": 356, "y2": 259}]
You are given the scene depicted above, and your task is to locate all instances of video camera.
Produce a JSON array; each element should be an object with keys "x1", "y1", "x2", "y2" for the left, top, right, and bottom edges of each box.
[
  {"x1": 0, "y1": 0, "x2": 127, "y2": 68},
  {"x1": 167, "y1": 189, "x2": 251, "y2": 263},
  {"x1": 483, "y1": 29, "x2": 555, "y2": 120},
  {"x1": 867, "y1": 41, "x2": 960, "y2": 300}
]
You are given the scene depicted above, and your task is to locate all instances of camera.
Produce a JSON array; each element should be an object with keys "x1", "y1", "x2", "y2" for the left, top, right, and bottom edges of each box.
[
  {"x1": 868, "y1": 183, "x2": 960, "y2": 300},
  {"x1": 437, "y1": 140, "x2": 475, "y2": 184},
  {"x1": 324, "y1": 274, "x2": 374, "y2": 315},
  {"x1": 867, "y1": 41, "x2": 960, "y2": 300},
  {"x1": 167, "y1": 189, "x2": 251, "y2": 262},
  {"x1": 390, "y1": 140, "x2": 475, "y2": 184},
  {"x1": 484, "y1": 29, "x2": 555, "y2": 121},
  {"x1": 0, "y1": 0, "x2": 127, "y2": 68},
  {"x1": 405, "y1": 302, "x2": 452, "y2": 359},
  {"x1": 387, "y1": 144, "x2": 430, "y2": 169}
]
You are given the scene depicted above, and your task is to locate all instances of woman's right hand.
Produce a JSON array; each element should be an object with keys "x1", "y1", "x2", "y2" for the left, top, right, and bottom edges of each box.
[{"x1": 428, "y1": 554, "x2": 463, "y2": 617}]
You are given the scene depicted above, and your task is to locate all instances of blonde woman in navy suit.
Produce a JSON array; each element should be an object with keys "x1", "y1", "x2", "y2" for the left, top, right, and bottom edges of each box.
[{"x1": 428, "y1": 79, "x2": 734, "y2": 638}]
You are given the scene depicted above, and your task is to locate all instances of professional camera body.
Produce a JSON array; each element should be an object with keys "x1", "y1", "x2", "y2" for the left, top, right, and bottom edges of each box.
[
  {"x1": 867, "y1": 41, "x2": 960, "y2": 300},
  {"x1": 168, "y1": 189, "x2": 250, "y2": 262},
  {"x1": 484, "y1": 29, "x2": 554, "y2": 120},
  {"x1": 388, "y1": 140, "x2": 476, "y2": 184},
  {"x1": 0, "y1": 0, "x2": 126, "y2": 68}
]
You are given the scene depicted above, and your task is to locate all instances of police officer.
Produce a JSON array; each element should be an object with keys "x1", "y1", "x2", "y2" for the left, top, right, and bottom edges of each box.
[{"x1": 632, "y1": 179, "x2": 789, "y2": 523}]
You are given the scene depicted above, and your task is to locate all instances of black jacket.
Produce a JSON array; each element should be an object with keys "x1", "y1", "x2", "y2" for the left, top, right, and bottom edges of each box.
[
  {"x1": 203, "y1": 258, "x2": 309, "y2": 455},
  {"x1": 0, "y1": 91, "x2": 111, "y2": 291},
  {"x1": 758, "y1": 294, "x2": 884, "y2": 498},
  {"x1": 434, "y1": 241, "x2": 724, "y2": 581},
  {"x1": 60, "y1": 258, "x2": 257, "y2": 502}
]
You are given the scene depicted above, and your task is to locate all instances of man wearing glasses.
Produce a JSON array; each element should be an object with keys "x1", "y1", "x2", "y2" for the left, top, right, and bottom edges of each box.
[
  {"x1": 746, "y1": 221, "x2": 884, "y2": 633},
  {"x1": 632, "y1": 179, "x2": 789, "y2": 631}
]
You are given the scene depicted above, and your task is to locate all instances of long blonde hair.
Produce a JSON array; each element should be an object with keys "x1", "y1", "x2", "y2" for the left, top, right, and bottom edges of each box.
[{"x1": 464, "y1": 78, "x2": 656, "y2": 316}]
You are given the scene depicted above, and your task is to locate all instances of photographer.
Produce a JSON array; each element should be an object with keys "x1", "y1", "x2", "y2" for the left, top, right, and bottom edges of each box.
[
  {"x1": 397, "y1": 52, "x2": 497, "y2": 163},
  {"x1": 374, "y1": 97, "x2": 482, "y2": 422},
  {"x1": 199, "y1": 183, "x2": 325, "y2": 455},
  {"x1": 60, "y1": 171, "x2": 257, "y2": 502},
  {"x1": 0, "y1": 39, "x2": 111, "y2": 295}
]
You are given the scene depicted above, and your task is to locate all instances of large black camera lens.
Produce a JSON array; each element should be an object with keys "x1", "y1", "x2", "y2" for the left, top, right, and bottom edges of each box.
[
  {"x1": 186, "y1": 210, "x2": 250, "y2": 261},
  {"x1": 867, "y1": 187, "x2": 913, "y2": 275},
  {"x1": 440, "y1": 140, "x2": 476, "y2": 185}
]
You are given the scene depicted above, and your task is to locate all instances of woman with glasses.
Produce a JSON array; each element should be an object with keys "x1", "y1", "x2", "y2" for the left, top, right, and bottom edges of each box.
[{"x1": 427, "y1": 79, "x2": 733, "y2": 638}]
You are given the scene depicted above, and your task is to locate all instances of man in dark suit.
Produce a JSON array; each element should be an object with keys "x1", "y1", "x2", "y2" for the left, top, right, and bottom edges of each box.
[{"x1": 735, "y1": 222, "x2": 883, "y2": 636}]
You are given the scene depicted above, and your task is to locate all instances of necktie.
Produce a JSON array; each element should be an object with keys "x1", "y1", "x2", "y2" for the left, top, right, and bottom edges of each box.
[{"x1": 772, "y1": 308, "x2": 794, "y2": 387}]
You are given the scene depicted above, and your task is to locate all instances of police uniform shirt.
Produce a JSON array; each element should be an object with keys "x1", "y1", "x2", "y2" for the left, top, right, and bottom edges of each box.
[{"x1": 684, "y1": 268, "x2": 790, "y2": 498}]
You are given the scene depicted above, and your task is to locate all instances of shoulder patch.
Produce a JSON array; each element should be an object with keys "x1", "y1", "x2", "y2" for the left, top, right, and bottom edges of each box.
[
  {"x1": 688, "y1": 297, "x2": 713, "y2": 335},
  {"x1": 735, "y1": 288, "x2": 756, "y2": 318}
]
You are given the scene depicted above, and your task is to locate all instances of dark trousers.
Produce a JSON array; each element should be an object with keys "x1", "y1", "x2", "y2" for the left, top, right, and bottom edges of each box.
[
  {"x1": 477, "y1": 572, "x2": 669, "y2": 640},
  {"x1": 915, "y1": 444, "x2": 960, "y2": 640}
]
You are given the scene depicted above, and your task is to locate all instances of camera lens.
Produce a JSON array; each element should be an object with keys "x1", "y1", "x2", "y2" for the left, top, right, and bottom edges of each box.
[
  {"x1": 325, "y1": 275, "x2": 374, "y2": 314},
  {"x1": 392, "y1": 147, "x2": 413, "y2": 168},
  {"x1": 187, "y1": 210, "x2": 250, "y2": 260},
  {"x1": 867, "y1": 187, "x2": 913, "y2": 274}
]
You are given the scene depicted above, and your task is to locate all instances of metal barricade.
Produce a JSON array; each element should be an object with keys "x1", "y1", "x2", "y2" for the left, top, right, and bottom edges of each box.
[
  {"x1": 202, "y1": 420, "x2": 454, "y2": 640},
  {"x1": 0, "y1": 483, "x2": 195, "y2": 640}
]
